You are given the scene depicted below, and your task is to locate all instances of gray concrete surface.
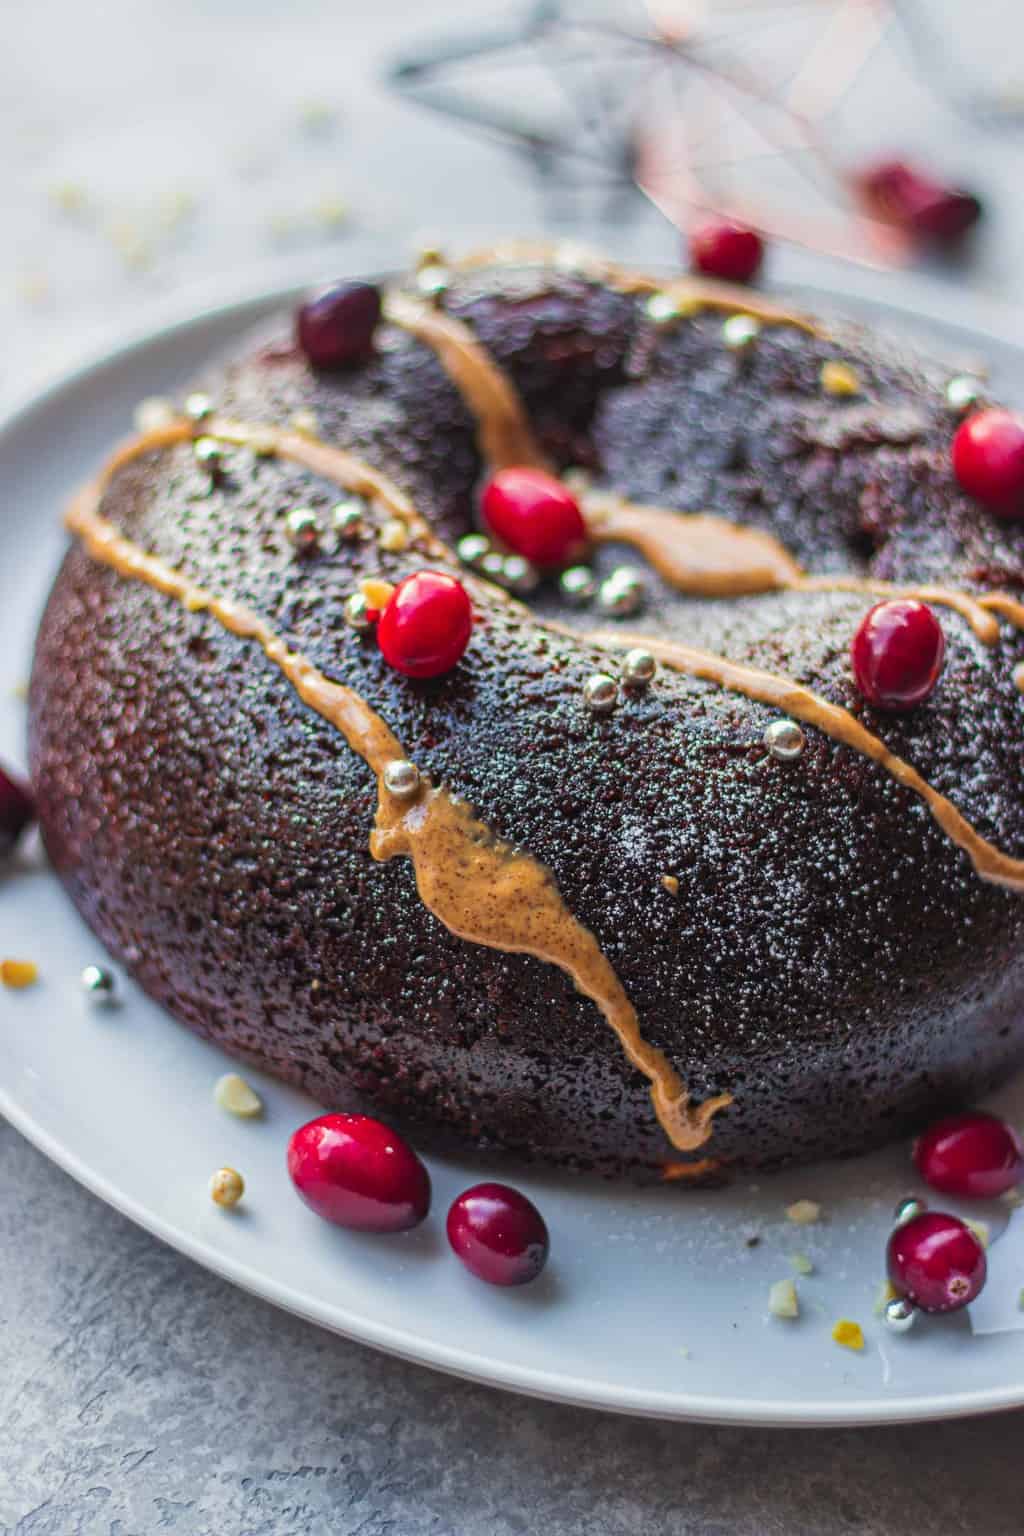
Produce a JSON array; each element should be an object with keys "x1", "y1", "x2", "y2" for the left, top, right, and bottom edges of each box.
[{"x1": 6, "y1": 3, "x2": 1024, "y2": 1530}]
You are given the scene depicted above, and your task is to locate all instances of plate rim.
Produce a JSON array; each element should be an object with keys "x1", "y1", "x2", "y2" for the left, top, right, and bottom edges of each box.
[{"x1": 5, "y1": 253, "x2": 1024, "y2": 1428}]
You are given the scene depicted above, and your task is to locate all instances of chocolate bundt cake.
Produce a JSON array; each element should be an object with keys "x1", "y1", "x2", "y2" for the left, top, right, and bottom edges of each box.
[{"x1": 28, "y1": 242, "x2": 1024, "y2": 1182}]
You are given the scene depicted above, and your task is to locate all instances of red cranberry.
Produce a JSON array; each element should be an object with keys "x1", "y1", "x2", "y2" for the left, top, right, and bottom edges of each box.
[
  {"x1": 952, "y1": 409, "x2": 1024, "y2": 520},
  {"x1": 856, "y1": 159, "x2": 982, "y2": 247},
  {"x1": 480, "y1": 468, "x2": 586, "y2": 568},
  {"x1": 914, "y1": 1110, "x2": 1023, "y2": 1199},
  {"x1": 286, "y1": 1113, "x2": 430, "y2": 1233},
  {"x1": 689, "y1": 220, "x2": 764, "y2": 283},
  {"x1": 851, "y1": 599, "x2": 945, "y2": 711},
  {"x1": 446, "y1": 1182, "x2": 549, "y2": 1287},
  {"x1": 377, "y1": 570, "x2": 473, "y2": 678},
  {"x1": 887, "y1": 1211, "x2": 986, "y2": 1313},
  {"x1": 0, "y1": 763, "x2": 34, "y2": 857},
  {"x1": 296, "y1": 282, "x2": 381, "y2": 369}
]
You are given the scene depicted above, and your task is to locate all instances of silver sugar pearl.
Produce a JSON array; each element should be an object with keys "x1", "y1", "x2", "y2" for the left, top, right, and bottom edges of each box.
[
  {"x1": 722, "y1": 314, "x2": 762, "y2": 353},
  {"x1": 597, "y1": 566, "x2": 647, "y2": 618},
  {"x1": 193, "y1": 436, "x2": 223, "y2": 476},
  {"x1": 501, "y1": 554, "x2": 540, "y2": 596},
  {"x1": 457, "y1": 532, "x2": 492, "y2": 568},
  {"x1": 416, "y1": 263, "x2": 450, "y2": 305},
  {"x1": 583, "y1": 673, "x2": 619, "y2": 714},
  {"x1": 344, "y1": 592, "x2": 373, "y2": 631},
  {"x1": 764, "y1": 718, "x2": 806, "y2": 762},
  {"x1": 284, "y1": 506, "x2": 321, "y2": 553},
  {"x1": 184, "y1": 391, "x2": 214, "y2": 425},
  {"x1": 893, "y1": 1195, "x2": 927, "y2": 1229},
  {"x1": 480, "y1": 551, "x2": 508, "y2": 583},
  {"x1": 945, "y1": 374, "x2": 983, "y2": 414},
  {"x1": 559, "y1": 565, "x2": 597, "y2": 606},
  {"x1": 884, "y1": 1295, "x2": 918, "y2": 1334},
  {"x1": 81, "y1": 963, "x2": 117, "y2": 1002},
  {"x1": 644, "y1": 291, "x2": 682, "y2": 330},
  {"x1": 332, "y1": 499, "x2": 367, "y2": 540},
  {"x1": 383, "y1": 759, "x2": 421, "y2": 797},
  {"x1": 622, "y1": 648, "x2": 657, "y2": 687}
]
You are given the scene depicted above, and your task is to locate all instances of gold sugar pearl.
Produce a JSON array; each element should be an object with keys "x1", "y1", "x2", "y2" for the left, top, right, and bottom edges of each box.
[{"x1": 378, "y1": 519, "x2": 409, "y2": 553}]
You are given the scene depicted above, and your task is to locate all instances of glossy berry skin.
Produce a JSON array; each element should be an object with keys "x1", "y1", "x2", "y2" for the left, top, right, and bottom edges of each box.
[
  {"x1": 296, "y1": 281, "x2": 382, "y2": 369},
  {"x1": 480, "y1": 467, "x2": 586, "y2": 568},
  {"x1": 914, "y1": 1111, "x2": 1024, "y2": 1199},
  {"x1": 376, "y1": 570, "x2": 473, "y2": 678},
  {"x1": 446, "y1": 1182, "x2": 549, "y2": 1287},
  {"x1": 286, "y1": 1113, "x2": 431, "y2": 1233},
  {"x1": 951, "y1": 409, "x2": 1024, "y2": 520},
  {"x1": 689, "y1": 220, "x2": 764, "y2": 283},
  {"x1": 0, "y1": 763, "x2": 34, "y2": 857},
  {"x1": 887, "y1": 1211, "x2": 986, "y2": 1314},
  {"x1": 857, "y1": 159, "x2": 982, "y2": 246},
  {"x1": 851, "y1": 600, "x2": 945, "y2": 711}
]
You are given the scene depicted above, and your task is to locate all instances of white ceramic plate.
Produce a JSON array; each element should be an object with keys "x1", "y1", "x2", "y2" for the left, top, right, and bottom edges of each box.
[{"x1": 4, "y1": 266, "x2": 1024, "y2": 1428}]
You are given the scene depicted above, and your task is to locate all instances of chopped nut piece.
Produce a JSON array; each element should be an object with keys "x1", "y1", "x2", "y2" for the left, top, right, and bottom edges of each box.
[
  {"x1": 785, "y1": 1199, "x2": 821, "y2": 1225},
  {"x1": 378, "y1": 519, "x2": 409, "y2": 553},
  {"x1": 769, "y1": 1278, "x2": 799, "y2": 1319},
  {"x1": 1, "y1": 959, "x2": 38, "y2": 989},
  {"x1": 360, "y1": 577, "x2": 395, "y2": 612},
  {"x1": 832, "y1": 1319, "x2": 865, "y2": 1351},
  {"x1": 965, "y1": 1218, "x2": 990, "y2": 1248},
  {"x1": 209, "y1": 1166, "x2": 245, "y2": 1207},
  {"x1": 821, "y1": 360, "x2": 861, "y2": 397},
  {"x1": 289, "y1": 409, "x2": 319, "y2": 438},
  {"x1": 661, "y1": 874, "x2": 680, "y2": 896},
  {"x1": 789, "y1": 1252, "x2": 814, "y2": 1276},
  {"x1": 214, "y1": 1072, "x2": 264, "y2": 1118},
  {"x1": 874, "y1": 1278, "x2": 899, "y2": 1316}
]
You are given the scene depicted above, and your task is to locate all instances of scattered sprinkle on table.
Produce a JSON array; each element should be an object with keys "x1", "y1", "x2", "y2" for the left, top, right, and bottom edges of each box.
[
  {"x1": 214, "y1": 1073, "x2": 264, "y2": 1118},
  {"x1": 1, "y1": 959, "x2": 38, "y2": 989},
  {"x1": 789, "y1": 1252, "x2": 814, "y2": 1276},
  {"x1": 769, "y1": 1278, "x2": 799, "y2": 1319},
  {"x1": 785, "y1": 1199, "x2": 821, "y2": 1225},
  {"x1": 209, "y1": 1167, "x2": 245, "y2": 1207},
  {"x1": 832, "y1": 1319, "x2": 865, "y2": 1352}
]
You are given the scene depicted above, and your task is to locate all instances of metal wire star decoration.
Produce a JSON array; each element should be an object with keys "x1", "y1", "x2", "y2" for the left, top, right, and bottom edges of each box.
[{"x1": 388, "y1": 0, "x2": 984, "y2": 266}]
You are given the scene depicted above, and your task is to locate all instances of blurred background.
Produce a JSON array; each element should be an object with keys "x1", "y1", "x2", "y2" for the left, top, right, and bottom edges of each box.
[{"x1": 5, "y1": 0, "x2": 1024, "y2": 417}]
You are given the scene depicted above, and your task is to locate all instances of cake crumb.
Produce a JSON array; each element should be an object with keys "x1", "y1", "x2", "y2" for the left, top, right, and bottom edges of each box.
[
  {"x1": 1, "y1": 959, "x2": 38, "y2": 989},
  {"x1": 661, "y1": 874, "x2": 679, "y2": 895},
  {"x1": 785, "y1": 1199, "x2": 821, "y2": 1225},
  {"x1": 821, "y1": 360, "x2": 861, "y2": 397},
  {"x1": 789, "y1": 1252, "x2": 814, "y2": 1276},
  {"x1": 769, "y1": 1278, "x2": 799, "y2": 1319},
  {"x1": 832, "y1": 1319, "x2": 865, "y2": 1351}
]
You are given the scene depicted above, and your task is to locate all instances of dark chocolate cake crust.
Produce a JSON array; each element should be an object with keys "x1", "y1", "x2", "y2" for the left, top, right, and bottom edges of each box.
[{"x1": 28, "y1": 246, "x2": 1024, "y2": 1181}]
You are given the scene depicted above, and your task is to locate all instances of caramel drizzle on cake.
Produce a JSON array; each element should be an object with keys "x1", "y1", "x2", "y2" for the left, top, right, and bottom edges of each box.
[{"x1": 65, "y1": 423, "x2": 727, "y2": 1154}]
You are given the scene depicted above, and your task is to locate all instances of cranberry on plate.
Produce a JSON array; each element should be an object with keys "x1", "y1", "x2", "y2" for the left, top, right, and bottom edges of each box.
[
  {"x1": 951, "y1": 409, "x2": 1024, "y2": 520},
  {"x1": 689, "y1": 220, "x2": 764, "y2": 284},
  {"x1": 887, "y1": 1210, "x2": 986, "y2": 1313},
  {"x1": 446, "y1": 1182, "x2": 550, "y2": 1287},
  {"x1": 287, "y1": 1113, "x2": 431, "y2": 1233},
  {"x1": 851, "y1": 599, "x2": 945, "y2": 711},
  {"x1": 914, "y1": 1110, "x2": 1023, "y2": 1199},
  {"x1": 480, "y1": 467, "x2": 586, "y2": 568},
  {"x1": 377, "y1": 570, "x2": 473, "y2": 678},
  {"x1": 296, "y1": 281, "x2": 382, "y2": 369}
]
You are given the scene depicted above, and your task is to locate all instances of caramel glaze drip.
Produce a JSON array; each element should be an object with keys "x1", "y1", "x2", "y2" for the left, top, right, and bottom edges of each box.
[
  {"x1": 588, "y1": 627, "x2": 1024, "y2": 895},
  {"x1": 64, "y1": 423, "x2": 726, "y2": 1153},
  {"x1": 383, "y1": 292, "x2": 550, "y2": 472}
]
